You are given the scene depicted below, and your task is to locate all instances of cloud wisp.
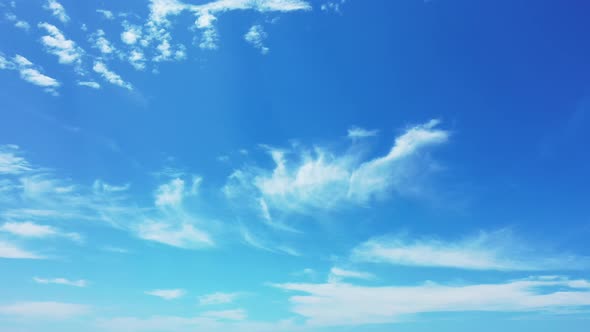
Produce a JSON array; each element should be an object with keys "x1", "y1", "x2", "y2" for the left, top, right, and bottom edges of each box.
[
  {"x1": 351, "y1": 230, "x2": 590, "y2": 271},
  {"x1": 276, "y1": 276, "x2": 590, "y2": 326}
]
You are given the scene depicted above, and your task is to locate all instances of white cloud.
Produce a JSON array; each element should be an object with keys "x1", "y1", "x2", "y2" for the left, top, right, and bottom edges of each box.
[
  {"x1": 198, "y1": 28, "x2": 218, "y2": 50},
  {"x1": 201, "y1": 309, "x2": 247, "y2": 321},
  {"x1": 121, "y1": 23, "x2": 142, "y2": 45},
  {"x1": 6, "y1": 14, "x2": 32, "y2": 31},
  {"x1": 145, "y1": 289, "x2": 186, "y2": 300},
  {"x1": 0, "y1": 221, "x2": 82, "y2": 242},
  {"x1": 137, "y1": 222, "x2": 213, "y2": 249},
  {"x1": 347, "y1": 127, "x2": 378, "y2": 139},
  {"x1": 12, "y1": 55, "x2": 60, "y2": 94},
  {"x1": 89, "y1": 29, "x2": 117, "y2": 55},
  {"x1": 155, "y1": 178, "x2": 185, "y2": 207},
  {"x1": 244, "y1": 25, "x2": 269, "y2": 54},
  {"x1": 97, "y1": 9, "x2": 115, "y2": 20},
  {"x1": 328, "y1": 267, "x2": 374, "y2": 283},
  {"x1": 98, "y1": 313, "x2": 295, "y2": 332},
  {"x1": 38, "y1": 22, "x2": 84, "y2": 66},
  {"x1": 33, "y1": 277, "x2": 88, "y2": 287},
  {"x1": 93, "y1": 180, "x2": 130, "y2": 193},
  {"x1": 93, "y1": 61, "x2": 133, "y2": 90},
  {"x1": 43, "y1": 0, "x2": 70, "y2": 23},
  {"x1": 128, "y1": 49, "x2": 147, "y2": 70},
  {"x1": 351, "y1": 230, "x2": 590, "y2": 271},
  {"x1": 321, "y1": 0, "x2": 346, "y2": 13},
  {"x1": 0, "y1": 145, "x2": 31, "y2": 174},
  {"x1": 276, "y1": 276, "x2": 590, "y2": 326},
  {"x1": 347, "y1": 119, "x2": 448, "y2": 202},
  {"x1": 146, "y1": 0, "x2": 310, "y2": 52},
  {"x1": 0, "y1": 301, "x2": 89, "y2": 319},
  {"x1": 199, "y1": 292, "x2": 240, "y2": 306},
  {"x1": 225, "y1": 120, "x2": 449, "y2": 216},
  {"x1": 0, "y1": 241, "x2": 44, "y2": 259},
  {"x1": 78, "y1": 81, "x2": 101, "y2": 89}
]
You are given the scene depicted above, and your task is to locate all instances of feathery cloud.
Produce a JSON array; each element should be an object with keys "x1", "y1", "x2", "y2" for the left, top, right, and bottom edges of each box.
[
  {"x1": 0, "y1": 241, "x2": 44, "y2": 259},
  {"x1": 199, "y1": 292, "x2": 241, "y2": 306},
  {"x1": 93, "y1": 61, "x2": 133, "y2": 90},
  {"x1": 33, "y1": 277, "x2": 88, "y2": 287},
  {"x1": 0, "y1": 221, "x2": 82, "y2": 242},
  {"x1": 145, "y1": 289, "x2": 186, "y2": 300},
  {"x1": 0, "y1": 301, "x2": 89, "y2": 319},
  {"x1": 12, "y1": 55, "x2": 60, "y2": 94},
  {"x1": 351, "y1": 230, "x2": 590, "y2": 271},
  {"x1": 43, "y1": 0, "x2": 69, "y2": 23},
  {"x1": 276, "y1": 276, "x2": 590, "y2": 326}
]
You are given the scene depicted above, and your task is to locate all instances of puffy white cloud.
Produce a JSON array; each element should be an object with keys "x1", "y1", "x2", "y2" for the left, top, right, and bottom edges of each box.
[
  {"x1": 351, "y1": 230, "x2": 590, "y2": 271},
  {"x1": 276, "y1": 276, "x2": 590, "y2": 326},
  {"x1": 244, "y1": 25, "x2": 269, "y2": 54},
  {"x1": 93, "y1": 61, "x2": 133, "y2": 90},
  {"x1": 43, "y1": 0, "x2": 70, "y2": 23},
  {"x1": 38, "y1": 22, "x2": 84, "y2": 66},
  {"x1": 199, "y1": 292, "x2": 240, "y2": 306},
  {"x1": 0, "y1": 301, "x2": 89, "y2": 319},
  {"x1": 121, "y1": 23, "x2": 142, "y2": 45},
  {"x1": 145, "y1": 289, "x2": 186, "y2": 300},
  {"x1": 33, "y1": 277, "x2": 88, "y2": 287}
]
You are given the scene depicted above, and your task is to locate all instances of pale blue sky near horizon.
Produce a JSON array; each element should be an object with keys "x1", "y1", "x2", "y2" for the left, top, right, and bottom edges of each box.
[{"x1": 1, "y1": 0, "x2": 590, "y2": 331}]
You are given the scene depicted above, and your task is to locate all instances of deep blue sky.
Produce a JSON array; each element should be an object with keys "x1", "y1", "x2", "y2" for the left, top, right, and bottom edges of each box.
[{"x1": 1, "y1": 1, "x2": 589, "y2": 331}]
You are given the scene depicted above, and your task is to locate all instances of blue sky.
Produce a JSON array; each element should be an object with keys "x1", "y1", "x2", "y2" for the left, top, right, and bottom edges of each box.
[{"x1": 1, "y1": 0, "x2": 590, "y2": 331}]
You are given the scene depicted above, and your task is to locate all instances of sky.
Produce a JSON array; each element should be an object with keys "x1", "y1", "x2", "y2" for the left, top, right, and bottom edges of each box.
[{"x1": 1, "y1": 0, "x2": 590, "y2": 331}]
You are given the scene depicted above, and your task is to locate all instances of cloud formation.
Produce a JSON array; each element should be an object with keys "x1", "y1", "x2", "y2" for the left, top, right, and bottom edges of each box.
[
  {"x1": 43, "y1": 0, "x2": 70, "y2": 23},
  {"x1": 276, "y1": 276, "x2": 590, "y2": 326},
  {"x1": 351, "y1": 230, "x2": 590, "y2": 271}
]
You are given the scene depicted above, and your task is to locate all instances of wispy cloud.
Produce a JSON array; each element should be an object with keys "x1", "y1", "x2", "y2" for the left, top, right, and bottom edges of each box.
[
  {"x1": 33, "y1": 277, "x2": 88, "y2": 287},
  {"x1": 0, "y1": 301, "x2": 89, "y2": 319},
  {"x1": 89, "y1": 29, "x2": 117, "y2": 55},
  {"x1": 43, "y1": 0, "x2": 70, "y2": 24},
  {"x1": 0, "y1": 240, "x2": 44, "y2": 259},
  {"x1": 0, "y1": 221, "x2": 82, "y2": 242},
  {"x1": 0, "y1": 145, "x2": 31, "y2": 175},
  {"x1": 93, "y1": 61, "x2": 133, "y2": 90},
  {"x1": 276, "y1": 276, "x2": 590, "y2": 326},
  {"x1": 244, "y1": 25, "x2": 269, "y2": 54},
  {"x1": 328, "y1": 267, "x2": 374, "y2": 283},
  {"x1": 201, "y1": 309, "x2": 247, "y2": 321},
  {"x1": 78, "y1": 81, "x2": 101, "y2": 89},
  {"x1": 224, "y1": 120, "x2": 449, "y2": 218},
  {"x1": 347, "y1": 127, "x2": 379, "y2": 139},
  {"x1": 199, "y1": 292, "x2": 241, "y2": 306},
  {"x1": 96, "y1": 9, "x2": 115, "y2": 20},
  {"x1": 10, "y1": 55, "x2": 60, "y2": 94},
  {"x1": 351, "y1": 230, "x2": 590, "y2": 271},
  {"x1": 145, "y1": 289, "x2": 186, "y2": 300}
]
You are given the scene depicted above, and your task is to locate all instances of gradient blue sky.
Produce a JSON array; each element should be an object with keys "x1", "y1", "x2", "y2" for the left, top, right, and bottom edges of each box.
[{"x1": 1, "y1": 0, "x2": 590, "y2": 331}]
